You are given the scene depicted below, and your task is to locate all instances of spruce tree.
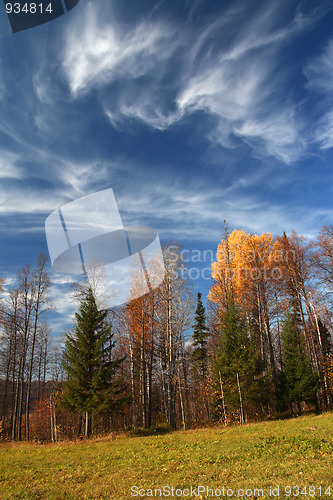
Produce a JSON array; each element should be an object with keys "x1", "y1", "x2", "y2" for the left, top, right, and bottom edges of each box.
[
  {"x1": 281, "y1": 313, "x2": 318, "y2": 412},
  {"x1": 62, "y1": 287, "x2": 128, "y2": 437},
  {"x1": 192, "y1": 292, "x2": 209, "y2": 378},
  {"x1": 213, "y1": 297, "x2": 267, "y2": 420}
]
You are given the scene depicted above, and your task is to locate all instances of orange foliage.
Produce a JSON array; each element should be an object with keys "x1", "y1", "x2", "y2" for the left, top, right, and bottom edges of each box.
[
  {"x1": 29, "y1": 392, "x2": 62, "y2": 442},
  {"x1": 209, "y1": 229, "x2": 281, "y2": 315},
  {"x1": 29, "y1": 397, "x2": 51, "y2": 441}
]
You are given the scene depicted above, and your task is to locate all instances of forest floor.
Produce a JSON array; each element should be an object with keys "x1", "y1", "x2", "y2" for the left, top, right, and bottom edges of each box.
[{"x1": 0, "y1": 413, "x2": 332, "y2": 500}]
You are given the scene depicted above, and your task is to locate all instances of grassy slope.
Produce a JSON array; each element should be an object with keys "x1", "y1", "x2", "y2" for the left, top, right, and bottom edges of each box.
[{"x1": 0, "y1": 413, "x2": 332, "y2": 500}]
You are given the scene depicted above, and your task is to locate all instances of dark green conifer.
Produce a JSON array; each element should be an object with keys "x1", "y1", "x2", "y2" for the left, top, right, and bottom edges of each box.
[
  {"x1": 62, "y1": 287, "x2": 128, "y2": 436},
  {"x1": 192, "y1": 292, "x2": 209, "y2": 378},
  {"x1": 281, "y1": 313, "x2": 318, "y2": 412},
  {"x1": 213, "y1": 297, "x2": 267, "y2": 419}
]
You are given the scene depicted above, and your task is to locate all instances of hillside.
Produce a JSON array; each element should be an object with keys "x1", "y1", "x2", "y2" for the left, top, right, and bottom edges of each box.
[{"x1": 0, "y1": 413, "x2": 332, "y2": 500}]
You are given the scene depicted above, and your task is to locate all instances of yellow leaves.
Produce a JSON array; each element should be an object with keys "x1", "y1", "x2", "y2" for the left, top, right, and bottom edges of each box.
[{"x1": 209, "y1": 230, "x2": 281, "y2": 313}]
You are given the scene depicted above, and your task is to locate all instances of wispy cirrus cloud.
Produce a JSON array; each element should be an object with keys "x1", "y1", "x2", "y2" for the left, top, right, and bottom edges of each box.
[
  {"x1": 0, "y1": 151, "x2": 24, "y2": 179},
  {"x1": 0, "y1": 156, "x2": 116, "y2": 216},
  {"x1": 233, "y1": 110, "x2": 305, "y2": 164},
  {"x1": 62, "y1": 2, "x2": 179, "y2": 97},
  {"x1": 305, "y1": 39, "x2": 333, "y2": 94},
  {"x1": 59, "y1": 0, "x2": 324, "y2": 164},
  {"x1": 304, "y1": 39, "x2": 333, "y2": 150},
  {"x1": 0, "y1": 182, "x2": 69, "y2": 215},
  {"x1": 115, "y1": 163, "x2": 327, "y2": 242},
  {"x1": 314, "y1": 112, "x2": 333, "y2": 150}
]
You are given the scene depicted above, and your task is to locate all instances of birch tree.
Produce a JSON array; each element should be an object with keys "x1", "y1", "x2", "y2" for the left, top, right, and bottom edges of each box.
[{"x1": 0, "y1": 255, "x2": 51, "y2": 440}]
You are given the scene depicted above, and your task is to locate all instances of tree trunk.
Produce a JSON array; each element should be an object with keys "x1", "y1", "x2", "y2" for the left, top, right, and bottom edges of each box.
[
  {"x1": 219, "y1": 371, "x2": 227, "y2": 426},
  {"x1": 85, "y1": 412, "x2": 90, "y2": 438},
  {"x1": 236, "y1": 372, "x2": 245, "y2": 425}
]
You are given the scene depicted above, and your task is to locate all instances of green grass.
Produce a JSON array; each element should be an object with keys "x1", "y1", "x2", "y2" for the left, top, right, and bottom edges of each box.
[{"x1": 0, "y1": 413, "x2": 332, "y2": 499}]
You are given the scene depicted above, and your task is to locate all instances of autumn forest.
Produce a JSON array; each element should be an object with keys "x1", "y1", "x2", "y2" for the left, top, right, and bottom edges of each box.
[{"x1": 0, "y1": 225, "x2": 333, "y2": 442}]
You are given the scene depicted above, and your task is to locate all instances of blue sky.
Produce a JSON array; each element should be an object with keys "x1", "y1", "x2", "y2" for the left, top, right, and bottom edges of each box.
[{"x1": 1, "y1": 0, "x2": 333, "y2": 337}]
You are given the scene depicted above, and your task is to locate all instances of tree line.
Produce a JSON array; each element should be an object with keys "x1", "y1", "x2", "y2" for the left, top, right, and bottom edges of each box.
[{"x1": 0, "y1": 225, "x2": 333, "y2": 441}]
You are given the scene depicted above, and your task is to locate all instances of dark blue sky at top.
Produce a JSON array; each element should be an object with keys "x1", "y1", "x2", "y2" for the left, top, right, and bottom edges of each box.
[{"x1": 1, "y1": 0, "x2": 333, "y2": 337}]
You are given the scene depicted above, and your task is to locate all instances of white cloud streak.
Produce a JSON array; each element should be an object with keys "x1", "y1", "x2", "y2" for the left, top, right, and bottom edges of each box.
[
  {"x1": 0, "y1": 136, "x2": 123, "y2": 216},
  {"x1": 60, "y1": 0, "x2": 319, "y2": 164},
  {"x1": 62, "y1": 3, "x2": 179, "y2": 97},
  {"x1": 314, "y1": 112, "x2": 333, "y2": 150},
  {"x1": 304, "y1": 39, "x2": 333, "y2": 150},
  {"x1": 0, "y1": 151, "x2": 24, "y2": 179},
  {"x1": 116, "y1": 169, "x2": 321, "y2": 242}
]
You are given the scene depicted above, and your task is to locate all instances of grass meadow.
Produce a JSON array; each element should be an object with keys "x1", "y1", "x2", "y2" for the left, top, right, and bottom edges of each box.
[{"x1": 0, "y1": 413, "x2": 332, "y2": 500}]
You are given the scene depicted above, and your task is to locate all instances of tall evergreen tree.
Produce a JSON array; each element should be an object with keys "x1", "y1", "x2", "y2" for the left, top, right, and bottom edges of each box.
[
  {"x1": 62, "y1": 288, "x2": 128, "y2": 437},
  {"x1": 192, "y1": 292, "x2": 209, "y2": 378},
  {"x1": 212, "y1": 297, "x2": 267, "y2": 421},
  {"x1": 281, "y1": 313, "x2": 318, "y2": 412}
]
